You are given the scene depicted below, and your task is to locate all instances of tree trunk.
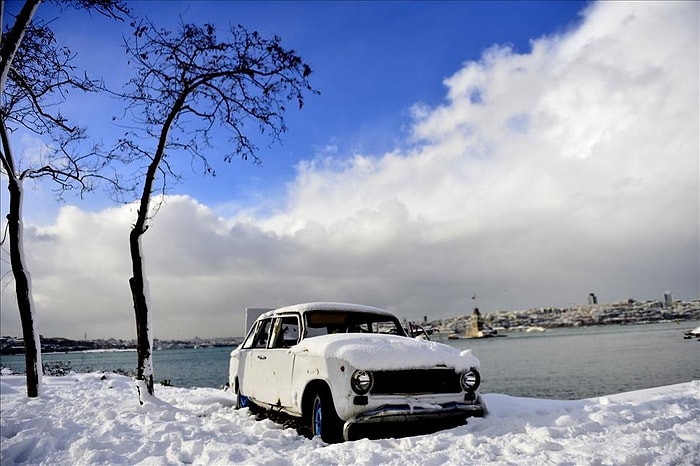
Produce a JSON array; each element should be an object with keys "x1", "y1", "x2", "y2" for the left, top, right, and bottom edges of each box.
[
  {"x1": 129, "y1": 224, "x2": 154, "y2": 400},
  {"x1": 1, "y1": 0, "x2": 44, "y2": 398},
  {"x1": 0, "y1": 0, "x2": 41, "y2": 94},
  {"x1": 6, "y1": 176, "x2": 43, "y2": 397},
  {"x1": 126, "y1": 95, "x2": 186, "y2": 402}
]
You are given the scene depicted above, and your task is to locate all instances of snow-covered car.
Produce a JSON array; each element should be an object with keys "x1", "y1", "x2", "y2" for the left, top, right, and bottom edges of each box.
[{"x1": 229, "y1": 302, "x2": 486, "y2": 442}]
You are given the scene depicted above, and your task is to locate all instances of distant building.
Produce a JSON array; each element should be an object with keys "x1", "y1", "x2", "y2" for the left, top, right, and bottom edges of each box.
[
  {"x1": 245, "y1": 308, "x2": 272, "y2": 333},
  {"x1": 466, "y1": 308, "x2": 498, "y2": 338},
  {"x1": 467, "y1": 308, "x2": 484, "y2": 338},
  {"x1": 663, "y1": 291, "x2": 674, "y2": 308},
  {"x1": 588, "y1": 293, "x2": 598, "y2": 305}
]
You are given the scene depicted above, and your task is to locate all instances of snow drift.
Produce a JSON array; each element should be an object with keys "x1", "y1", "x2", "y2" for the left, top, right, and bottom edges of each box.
[{"x1": 1, "y1": 372, "x2": 698, "y2": 465}]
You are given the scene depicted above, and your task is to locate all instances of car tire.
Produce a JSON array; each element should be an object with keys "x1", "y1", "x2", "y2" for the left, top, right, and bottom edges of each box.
[
  {"x1": 235, "y1": 380, "x2": 260, "y2": 414},
  {"x1": 235, "y1": 390, "x2": 248, "y2": 409},
  {"x1": 310, "y1": 389, "x2": 343, "y2": 443},
  {"x1": 234, "y1": 378, "x2": 246, "y2": 409}
]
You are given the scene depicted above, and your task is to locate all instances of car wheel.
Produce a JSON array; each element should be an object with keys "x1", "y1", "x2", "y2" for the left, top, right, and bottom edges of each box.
[
  {"x1": 310, "y1": 390, "x2": 342, "y2": 443},
  {"x1": 234, "y1": 379, "x2": 247, "y2": 409},
  {"x1": 235, "y1": 380, "x2": 260, "y2": 414},
  {"x1": 235, "y1": 390, "x2": 249, "y2": 409}
]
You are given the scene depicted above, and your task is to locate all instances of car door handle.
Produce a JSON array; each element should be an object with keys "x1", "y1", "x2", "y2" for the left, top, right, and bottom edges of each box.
[{"x1": 257, "y1": 355, "x2": 267, "y2": 360}]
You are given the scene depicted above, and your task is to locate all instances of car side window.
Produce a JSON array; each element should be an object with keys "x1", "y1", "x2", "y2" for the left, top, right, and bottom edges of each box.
[
  {"x1": 270, "y1": 316, "x2": 300, "y2": 349},
  {"x1": 243, "y1": 318, "x2": 272, "y2": 349}
]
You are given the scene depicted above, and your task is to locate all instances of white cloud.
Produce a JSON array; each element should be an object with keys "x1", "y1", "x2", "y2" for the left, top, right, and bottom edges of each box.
[{"x1": 1, "y1": 1, "x2": 697, "y2": 339}]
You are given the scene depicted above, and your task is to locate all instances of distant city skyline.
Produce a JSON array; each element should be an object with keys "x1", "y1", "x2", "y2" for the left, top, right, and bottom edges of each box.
[{"x1": 2, "y1": 296, "x2": 697, "y2": 345}]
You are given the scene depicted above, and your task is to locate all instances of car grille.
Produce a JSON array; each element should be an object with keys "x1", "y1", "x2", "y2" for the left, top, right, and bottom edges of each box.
[{"x1": 370, "y1": 368, "x2": 462, "y2": 395}]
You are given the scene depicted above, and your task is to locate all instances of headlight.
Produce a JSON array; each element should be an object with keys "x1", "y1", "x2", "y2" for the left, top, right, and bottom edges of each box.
[
  {"x1": 350, "y1": 370, "x2": 373, "y2": 395},
  {"x1": 460, "y1": 368, "x2": 481, "y2": 392}
]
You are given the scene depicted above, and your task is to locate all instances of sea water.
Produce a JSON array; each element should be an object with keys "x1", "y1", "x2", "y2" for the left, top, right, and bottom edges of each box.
[
  {"x1": 445, "y1": 321, "x2": 700, "y2": 399},
  {"x1": 2, "y1": 321, "x2": 698, "y2": 399}
]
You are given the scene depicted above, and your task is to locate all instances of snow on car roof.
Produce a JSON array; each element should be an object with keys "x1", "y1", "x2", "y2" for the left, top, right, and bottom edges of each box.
[{"x1": 260, "y1": 302, "x2": 396, "y2": 319}]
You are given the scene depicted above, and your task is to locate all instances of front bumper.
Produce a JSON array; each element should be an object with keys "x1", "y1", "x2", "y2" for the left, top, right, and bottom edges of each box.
[{"x1": 342, "y1": 397, "x2": 486, "y2": 441}]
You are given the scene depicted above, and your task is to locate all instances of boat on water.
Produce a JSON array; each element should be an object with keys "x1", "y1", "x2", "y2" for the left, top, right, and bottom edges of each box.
[
  {"x1": 683, "y1": 326, "x2": 700, "y2": 340},
  {"x1": 507, "y1": 325, "x2": 547, "y2": 333}
]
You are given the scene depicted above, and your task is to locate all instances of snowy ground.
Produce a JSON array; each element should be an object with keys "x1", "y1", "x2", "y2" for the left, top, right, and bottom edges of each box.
[{"x1": 1, "y1": 372, "x2": 698, "y2": 465}]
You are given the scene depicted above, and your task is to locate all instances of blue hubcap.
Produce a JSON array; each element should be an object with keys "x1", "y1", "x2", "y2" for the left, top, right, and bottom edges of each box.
[{"x1": 313, "y1": 399, "x2": 322, "y2": 435}]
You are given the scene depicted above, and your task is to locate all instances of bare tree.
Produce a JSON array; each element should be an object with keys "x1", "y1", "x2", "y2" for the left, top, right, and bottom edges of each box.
[
  {"x1": 0, "y1": 0, "x2": 128, "y2": 397},
  {"x1": 115, "y1": 19, "x2": 316, "y2": 400}
]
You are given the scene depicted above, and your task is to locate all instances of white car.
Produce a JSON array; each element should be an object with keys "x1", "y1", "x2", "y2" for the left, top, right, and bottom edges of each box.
[{"x1": 229, "y1": 302, "x2": 486, "y2": 442}]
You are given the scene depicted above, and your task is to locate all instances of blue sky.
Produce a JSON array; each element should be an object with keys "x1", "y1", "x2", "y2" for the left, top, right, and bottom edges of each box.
[
  {"x1": 1, "y1": 1, "x2": 698, "y2": 339},
  {"x1": 13, "y1": 0, "x2": 588, "y2": 213}
]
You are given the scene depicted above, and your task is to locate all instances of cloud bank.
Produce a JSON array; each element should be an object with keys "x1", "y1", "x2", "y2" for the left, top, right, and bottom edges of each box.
[{"x1": 1, "y1": 1, "x2": 697, "y2": 339}]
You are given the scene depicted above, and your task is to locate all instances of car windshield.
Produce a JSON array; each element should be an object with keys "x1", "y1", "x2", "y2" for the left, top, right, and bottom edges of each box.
[{"x1": 304, "y1": 310, "x2": 407, "y2": 339}]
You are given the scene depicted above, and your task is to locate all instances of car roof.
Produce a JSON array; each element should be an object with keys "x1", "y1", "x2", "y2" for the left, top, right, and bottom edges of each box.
[{"x1": 259, "y1": 302, "x2": 397, "y2": 319}]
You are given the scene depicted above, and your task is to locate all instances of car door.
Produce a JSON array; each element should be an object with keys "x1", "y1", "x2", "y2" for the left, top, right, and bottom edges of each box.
[
  {"x1": 258, "y1": 315, "x2": 300, "y2": 409},
  {"x1": 238, "y1": 317, "x2": 274, "y2": 403}
]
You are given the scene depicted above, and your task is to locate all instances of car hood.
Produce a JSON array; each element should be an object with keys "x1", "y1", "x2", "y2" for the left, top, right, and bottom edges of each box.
[{"x1": 291, "y1": 334, "x2": 480, "y2": 371}]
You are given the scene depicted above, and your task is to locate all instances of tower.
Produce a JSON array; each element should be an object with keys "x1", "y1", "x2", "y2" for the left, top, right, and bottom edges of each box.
[
  {"x1": 663, "y1": 291, "x2": 673, "y2": 308},
  {"x1": 588, "y1": 293, "x2": 597, "y2": 305}
]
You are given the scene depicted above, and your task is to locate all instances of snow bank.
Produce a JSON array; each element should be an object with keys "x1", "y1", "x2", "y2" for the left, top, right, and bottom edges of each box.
[{"x1": 1, "y1": 373, "x2": 698, "y2": 465}]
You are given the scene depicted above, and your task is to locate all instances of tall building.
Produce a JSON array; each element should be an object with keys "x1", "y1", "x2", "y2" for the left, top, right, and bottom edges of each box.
[
  {"x1": 663, "y1": 291, "x2": 673, "y2": 308},
  {"x1": 588, "y1": 293, "x2": 598, "y2": 305}
]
